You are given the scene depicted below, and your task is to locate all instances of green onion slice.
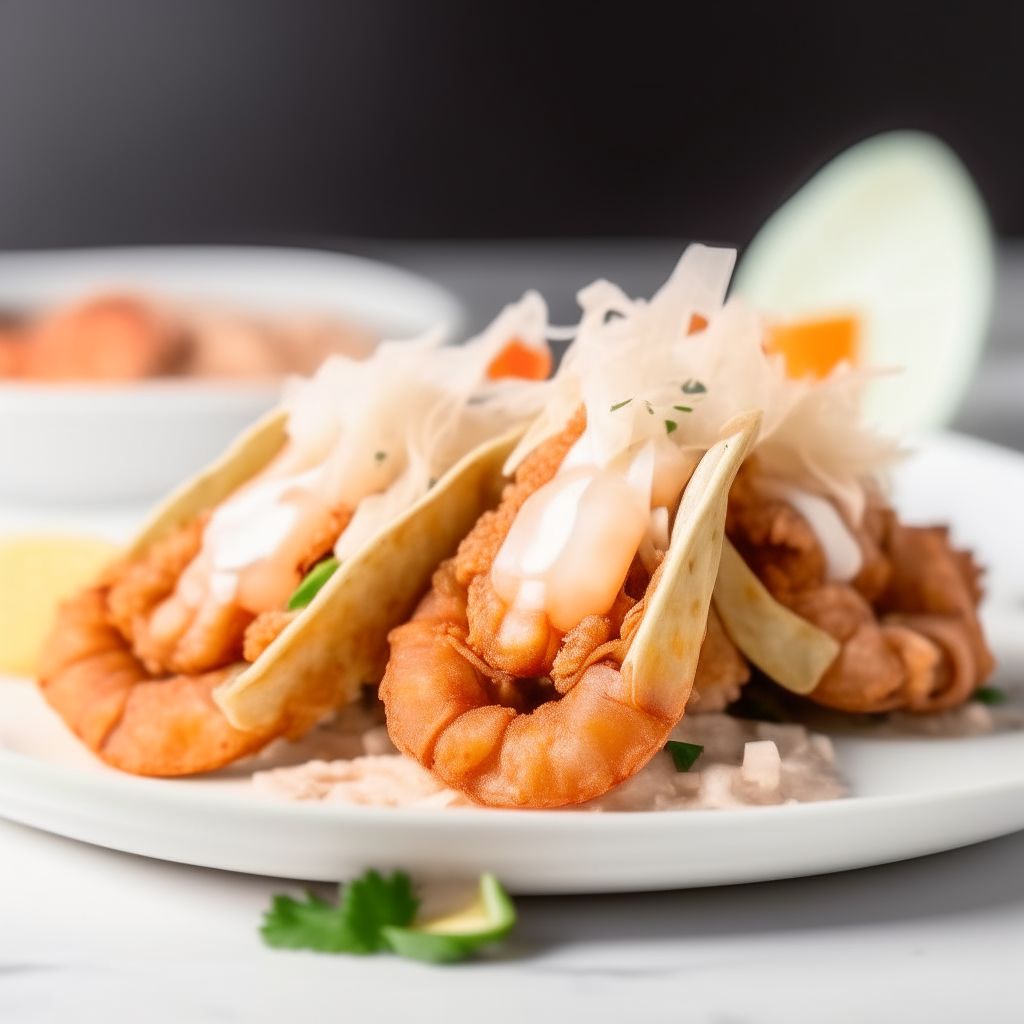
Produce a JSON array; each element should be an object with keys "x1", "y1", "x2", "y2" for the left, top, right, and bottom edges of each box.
[{"x1": 287, "y1": 557, "x2": 340, "y2": 611}]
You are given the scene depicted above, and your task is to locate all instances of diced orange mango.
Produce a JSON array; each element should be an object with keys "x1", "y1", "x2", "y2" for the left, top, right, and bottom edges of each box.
[
  {"x1": 764, "y1": 315, "x2": 859, "y2": 381},
  {"x1": 687, "y1": 313, "x2": 708, "y2": 335},
  {"x1": 486, "y1": 338, "x2": 552, "y2": 381}
]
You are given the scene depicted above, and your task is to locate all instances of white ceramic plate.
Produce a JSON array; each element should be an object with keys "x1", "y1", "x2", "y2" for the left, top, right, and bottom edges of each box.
[
  {"x1": 1, "y1": 430, "x2": 1023, "y2": 894},
  {"x1": 0, "y1": 246, "x2": 463, "y2": 503}
]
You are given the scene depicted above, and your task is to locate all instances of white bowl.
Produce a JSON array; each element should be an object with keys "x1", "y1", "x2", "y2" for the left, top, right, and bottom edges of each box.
[{"x1": 0, "y1": 246, "x2": 463, "y2": 504}]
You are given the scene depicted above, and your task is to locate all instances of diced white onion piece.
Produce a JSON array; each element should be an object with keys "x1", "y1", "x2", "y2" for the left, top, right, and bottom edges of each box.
[{"x1": 741, "y1": 739, "x2": 782, "y2": 790}]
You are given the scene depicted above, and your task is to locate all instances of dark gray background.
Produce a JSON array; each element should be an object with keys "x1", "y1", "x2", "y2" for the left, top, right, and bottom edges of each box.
[
  {"x1": 0, "y1": 1, "x2": 1022, "y2": 248},
  {"x1": 3, "y1": 0, "x2": 1024, "y2": 449}
]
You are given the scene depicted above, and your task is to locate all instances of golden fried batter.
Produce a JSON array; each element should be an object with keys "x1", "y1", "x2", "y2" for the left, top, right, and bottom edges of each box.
[
  {"x1": 726, "y1": 463, "x2": 993, "y2": 714},
  {"x1": 453, "y1": 406, "x2": 587, "y2": 586},
  {"x1": 40, "y1": 588, "x2": 274, "y2": 775},
  {"x1": 105, "y1": 516, "x2": 206, "y2": 649},
  {"x1": 297, "y1": 507, "x2": 352, "y2": 575},
  {"x1": 243, "y1": 609, "x2": 298, "y2": 662},
  {"x1": 726, "y1": 460, "x2": 825, "y2": 604},
  {"x1": 878, "y1": 521, "x2": 994, "y2": 681},
  {"x1": 687, "y1": 605, "x2": 751, "y2": 713},
  {"x1": 40, "y1": 493, "x2": 354, "y2": 775}
]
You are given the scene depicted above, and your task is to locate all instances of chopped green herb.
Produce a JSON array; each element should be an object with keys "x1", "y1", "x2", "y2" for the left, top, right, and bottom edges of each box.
[
  {"x1": 287, "y1": 557, "x2": 339, "y2": 610},
  {"x1": 262, "y1": 891, "x2": 357, "y2": 953},
  {"x1": 374, "y1": 450, "x2": 387, "y2": 464},
  {"x1": 665, "y1": 420, "x2": 678, "y2": 434},
  {"x1": 261, "y1": 870, "x2": 418, "y2": 954},
  {"x1": 610, "y1": 399, "x2": 632, "y2": 412},
  {"x1": 974, "y1": 686, "x2": 1007, "y2": 705},
  {"x1": 645, "y1": 401, "x2": 655, "y2": 415},
  {"x1": 261, "y1": 870, "x2": 516, "y2": 964},
  {"x1": 665, "y1": 740, "x2": 703, "y2": 772},
  {"x1": 682, "y1": 379, "x2": 707, "y2": 394},
  {"x1": 673, "y1": 405, "x2": 693, "y2": 413}
]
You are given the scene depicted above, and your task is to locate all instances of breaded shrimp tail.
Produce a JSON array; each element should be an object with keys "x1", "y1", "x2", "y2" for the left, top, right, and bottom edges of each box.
[
  {"x1": 380, "y1": 411, "x2": 761, "y2": 808},
  {"x1": 39, "y1": 293, "x2": 554, "y2": 777}
]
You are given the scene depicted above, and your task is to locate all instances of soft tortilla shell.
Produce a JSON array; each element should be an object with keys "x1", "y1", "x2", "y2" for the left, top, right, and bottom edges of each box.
[
  {"x1": 713, "y1": 536, "x2": 840, "y2": 695},
  {"x1": 623, "y1": 411, "x2": 761, "y2": 719},
  {"x1": 215, "y1": 428, "x2": 522, "y2": 735}
]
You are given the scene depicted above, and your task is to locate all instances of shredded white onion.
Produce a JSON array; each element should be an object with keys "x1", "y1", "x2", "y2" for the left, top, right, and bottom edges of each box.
[
  {"x1": 504, "y1": 243, "x2": 899, "y2": 524},
  {"x1": 208, "y1": 293, "x2": 552, "y2": 574}
]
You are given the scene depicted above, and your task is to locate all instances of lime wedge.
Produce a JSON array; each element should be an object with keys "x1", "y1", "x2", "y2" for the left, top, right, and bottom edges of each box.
[{"x1": 381, "y1": 873, "x2": 516, "y2": 963}]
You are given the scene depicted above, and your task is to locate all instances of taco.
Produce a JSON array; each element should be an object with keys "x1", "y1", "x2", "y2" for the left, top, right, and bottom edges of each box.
[
  {"x1": 37, "y1": 295, "x2": 552, "y2": 776},
  {"x1": 369, "y1": 244, "x2": 993, "y2": 809}
]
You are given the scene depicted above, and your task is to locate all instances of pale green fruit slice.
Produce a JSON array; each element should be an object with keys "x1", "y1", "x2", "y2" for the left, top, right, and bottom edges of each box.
[
  {"x1": 381, "y1": 873, "x2": 516, "y2": 963},
  {"x1": 733, "y1": 131, "x2": 995, "y2": 431}
]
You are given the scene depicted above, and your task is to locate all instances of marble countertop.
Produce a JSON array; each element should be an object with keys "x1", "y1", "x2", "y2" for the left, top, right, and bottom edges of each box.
[
  {"x1": 3, "y1": 810, "x2": 1022, "y2": 1023},
  {"x1": 4, "y1": 240, "x2": 1024, "y2": 1023}
]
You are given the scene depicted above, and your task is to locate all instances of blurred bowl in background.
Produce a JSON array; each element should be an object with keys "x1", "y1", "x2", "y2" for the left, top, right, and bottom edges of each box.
[{"x1": 0, "y1": 246, "x2": 463, "y2": 504}]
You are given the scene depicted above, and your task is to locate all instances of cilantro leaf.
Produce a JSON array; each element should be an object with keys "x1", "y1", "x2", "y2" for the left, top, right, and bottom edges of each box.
[
  {"x1": 665, "y1": 740, "x2": 704, "y2": 772},
  {"x1": 261, "y1": 870, "x2": 418, "y2": 955},
  {"x1": 681, "y1": 379, "x2": 707, "y2": 394},
  {"x1": 673, "y1": 405, "x2": 693, "y2": 413},
  {"x1": 340, "y1": 870, "x2": 419, "y2": 953},
  {"x1": 645, "y1": 400, "x2": 655, "y2": 415},
  {"x1": 261, "y1": 892, "x2": 359, "y2": 952},
  {"x1": 665, "y1": 420, "x2": 678, "y2": 434},
  {"x1": 610, "y1": 398, "x2": 632, "y2": 412},
  {"x1": 973, "y1": 686, "x2": 1007, "y2": 705}
]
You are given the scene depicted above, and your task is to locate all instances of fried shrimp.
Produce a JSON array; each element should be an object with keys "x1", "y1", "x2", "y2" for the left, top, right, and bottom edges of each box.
[
  {"x1": 726, "y1": 462, "x2": 993, "y2": 713},
  {"x1": 38, "y1": 292, "x2": 555, "y2": 776},
  {"x1": 381, "y1": 412, "x2": 760, "y2": 808},
  {"x1": 39, "y1": 588, "x2": 273, "y2": 775},
  {"x1": 38, "y1": 501, "x2": 349, "y2": 775}
]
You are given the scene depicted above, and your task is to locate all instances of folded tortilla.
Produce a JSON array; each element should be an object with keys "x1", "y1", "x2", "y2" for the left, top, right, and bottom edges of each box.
[{"x1": 215, "y1": 427, "x2": 522, "y2": 734}]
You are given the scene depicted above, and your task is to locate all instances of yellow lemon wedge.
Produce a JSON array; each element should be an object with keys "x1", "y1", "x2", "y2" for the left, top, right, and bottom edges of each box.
[{"x1": 0, "y1": 534, "x2": 118, "y2": 676}]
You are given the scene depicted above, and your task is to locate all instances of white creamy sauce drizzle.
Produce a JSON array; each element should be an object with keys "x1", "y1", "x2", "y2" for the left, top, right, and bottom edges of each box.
[
  {"x1": 516, "y1": 473, "x2": 592, "y2": 576},
  {"x1": 491, "y1": 429, "x2": 699, "y2": 633},
  {"x1": 207, "y1": 466, "x2": 324, "y2": 574},
  {"x1": 783, "y1": 485, "x2": 863, "y2": 583}
]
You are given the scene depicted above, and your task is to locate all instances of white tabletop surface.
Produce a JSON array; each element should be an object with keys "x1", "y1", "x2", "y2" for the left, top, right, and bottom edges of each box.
[
  {"x1": 2, "y1": 811, "x2": 1021, "y2": 1022},
  {"x1": 4, "y1": 240, "x2": 1024, "y2": 1023}
]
